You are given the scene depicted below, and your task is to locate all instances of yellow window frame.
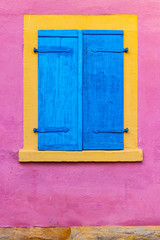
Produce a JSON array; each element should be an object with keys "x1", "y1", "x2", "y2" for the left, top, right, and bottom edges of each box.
[{"x1": 19, "y1": 14, "x2": 143, "y2": 162}]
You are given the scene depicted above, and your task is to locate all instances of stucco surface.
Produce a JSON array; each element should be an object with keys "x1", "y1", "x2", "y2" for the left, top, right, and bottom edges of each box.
[{"x1": 0, "y1": 0, "x2": 160, "y2": 227}]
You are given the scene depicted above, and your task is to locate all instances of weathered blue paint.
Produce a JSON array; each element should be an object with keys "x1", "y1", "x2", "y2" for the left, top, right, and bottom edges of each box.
[
  {"x1": 93, "y1": 128, "x2": 129, "y2": 134},
  {"x1": 38, "y1": 30, "x2": 79, "y2": 37},
  {"x1": 37, "y1": 30, "x2": 126, "y2": 151},
  {"x1": 82, "y1": 30, "x2": 124, "y2": 35},
  {"x1": 33, "y1": 127, "x2": 69, "y2": 133},
  {"x1": 34, "y1": 47, "x2": 71, "y2": 53},
  {"x1": 82, "y1": 30, "x2": 124, "y2": 150},
  {"x1": 77, "y1": 30, "x2": 83, "y2": 150},
  {"x1": 91, "y1": 48, "x2": 128, "y2": 53},
  {"x1": 38, "y1": 30, "x2": 82, "y2": 150}
]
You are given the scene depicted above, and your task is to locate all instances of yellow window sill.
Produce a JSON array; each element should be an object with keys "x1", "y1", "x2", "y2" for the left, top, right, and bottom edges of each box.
[{"x1": 19, "y1": 149, "x2": 143, "y2": 162}]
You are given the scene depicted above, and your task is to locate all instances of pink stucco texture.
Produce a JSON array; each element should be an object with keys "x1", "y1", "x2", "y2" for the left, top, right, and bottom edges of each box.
[{"x1": 0, "y1": 0, "x2": 160, "y2": 227}]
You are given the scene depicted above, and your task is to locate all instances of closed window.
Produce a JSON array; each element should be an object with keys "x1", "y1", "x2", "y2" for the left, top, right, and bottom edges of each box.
[
  {"x1": 34, "y1": 30, "x2": 128, "y2": 151},
  {"x1": 19, "y1": 15, "x2": 142, "y2": 162}
]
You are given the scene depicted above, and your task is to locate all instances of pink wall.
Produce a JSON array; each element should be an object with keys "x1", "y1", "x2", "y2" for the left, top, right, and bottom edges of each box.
[{"x1": 0, "y1": 0, "x2": 160, "y2": 227}]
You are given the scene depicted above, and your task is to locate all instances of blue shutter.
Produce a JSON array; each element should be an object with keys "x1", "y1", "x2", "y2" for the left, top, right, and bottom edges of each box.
[
  {"x1": 82, "y1": 30, "x2": 125, "y2": 150},
  {"x1": 37, "y1": 30, "x2": 82, "y2": 150}
]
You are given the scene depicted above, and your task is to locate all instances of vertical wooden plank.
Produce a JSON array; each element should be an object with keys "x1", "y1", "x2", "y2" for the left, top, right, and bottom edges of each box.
[
  {"x1": 82, "y1": 30, "x2": 124, "y2": 150},
  {"x1": 77, "y1": 31, "x2": 83, "y2": 150}
]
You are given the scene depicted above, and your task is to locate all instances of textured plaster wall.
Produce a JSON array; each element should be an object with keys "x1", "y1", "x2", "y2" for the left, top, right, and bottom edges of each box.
[{"x1": 0, "y1": 0, "x2": 160, "y2": 227}]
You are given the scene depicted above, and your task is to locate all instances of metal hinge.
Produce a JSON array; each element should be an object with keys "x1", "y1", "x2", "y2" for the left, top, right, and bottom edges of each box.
[
  {"x1": 33, "y1": 48, "x2": 71, "y2": 53},
  {"x1": 33, "y1": 127, "x2": 69, "y2": 133},
  {"x1": 93, "y1": 128, "x2": 129, "y2": 134},
  {"x1": 91, "y1": 48, "x2": 128, "y2": 53}
]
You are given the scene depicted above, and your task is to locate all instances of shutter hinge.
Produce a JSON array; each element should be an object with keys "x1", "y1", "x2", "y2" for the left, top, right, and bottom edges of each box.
[
  {"x1": 93, "y1": 128, "x2": 129, "y2": 134},
  {"x1": 33, "y1": 48, "x2": 71, "y2": 53},
  {"x1": 33, "y1": 127, "x2": 69, "y2": 133},
  {"x1": 91, "y1": 48, "x2": 128, "y2": 53}
]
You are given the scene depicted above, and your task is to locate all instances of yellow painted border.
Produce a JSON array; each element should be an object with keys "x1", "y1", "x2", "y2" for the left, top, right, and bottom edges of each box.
[{"x1": 19, "y1": 15, "x2": 143, "y2": 162}]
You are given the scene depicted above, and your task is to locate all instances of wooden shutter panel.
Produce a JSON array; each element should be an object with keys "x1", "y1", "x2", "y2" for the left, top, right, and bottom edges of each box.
[
  {"x1": 82, "y1": 30, "x2": 125, "y2": 150},
  {"x1": 37, "y1": 30, "x2": 82, "y2": 150}
]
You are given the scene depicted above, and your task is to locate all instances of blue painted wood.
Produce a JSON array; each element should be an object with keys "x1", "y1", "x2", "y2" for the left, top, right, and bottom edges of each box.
[
  {"x1": 33, "y1": 127, "x2": 69, "y2": 133},
  {"x1": 38, "y1": 30, "x2": 79, "y2": 37},
  {"x1": 82, "y1": 30, "x2": 123, "y2": 35},
  {"x1": 82, "y1": 31, "x2": 124, "y2": 150},
  {"x1": 38, "y1": 30, "x2": 82, "y2": 150},
  {"x1": 91, "y1": 48, "x2": 128, "y2": 53},
  {"x1": 77, "y1": 30, "x2": 83, "y2": 150},
  {"x1": 34, "y1": 47, "x2": 71, "y2": 53},
  {"x1": 92, "y1": 128, "x2": 129, "y2": 134}
]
